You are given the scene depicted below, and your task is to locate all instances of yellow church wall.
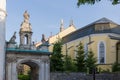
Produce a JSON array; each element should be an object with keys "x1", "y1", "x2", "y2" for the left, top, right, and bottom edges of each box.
[
  {"x1": 109, "y1": 23, "x2": 118, "y2": 29},
  {"x1": 94, "y1": 23, "x2": 118, "y2": 32},
  {"x1": 62, "y1": 33, "x2": 119, "y2": 71},
  {"x1": 89, "y1": 34, "x2": 113, "y2": 64},
  {"x1": 62, "y1": 36, "x2": 90, "y2": 59},
  {"x1": 97, "y1": 65, "x2": 112, "y2": 72},
  {"x1": 48, "y1": 26, "x2": 76, "y2": 52},
  {"x1": 49, "y1": 45, "x2": 54, "y2": 52},
  {"x1": 49, "y1": 26, "x2": 76, "y2": 44},
  {"x1": 95, "y1": 23, "x2": 110, "y2": 31}
]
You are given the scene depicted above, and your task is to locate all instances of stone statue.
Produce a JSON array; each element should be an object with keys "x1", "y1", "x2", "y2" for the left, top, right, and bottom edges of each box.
[
  {"x1": 41, "y1": 34, "x2": 46, "y2": 43},
  {"x1": 9, "y1": 32, "x2": 16, "y2": 44},
  {"x1": 23, "y1": 11, "x2": 30, "y2": 22}
]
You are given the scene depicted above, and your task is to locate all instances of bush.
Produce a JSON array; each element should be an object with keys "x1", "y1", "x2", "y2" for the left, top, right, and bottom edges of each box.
[
  {"x1": 112, "y1": 62, "x2": 120, "y2": 72},
  {"x1": 18, "y1": 74, "x2": 30, "y2": 80}
]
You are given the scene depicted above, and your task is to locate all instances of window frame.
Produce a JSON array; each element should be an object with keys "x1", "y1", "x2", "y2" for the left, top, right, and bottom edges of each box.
[{"x1": 98, "y1": 41, "x2": 106, "y2": 64}]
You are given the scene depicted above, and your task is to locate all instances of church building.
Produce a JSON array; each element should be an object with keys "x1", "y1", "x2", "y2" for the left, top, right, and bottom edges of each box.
[
  {"x1": 62, "y1": 17, "x2": 120, "y2": 71},
  {"x1": 36, "y1": 17, "x2": 120, "y2": 71}
]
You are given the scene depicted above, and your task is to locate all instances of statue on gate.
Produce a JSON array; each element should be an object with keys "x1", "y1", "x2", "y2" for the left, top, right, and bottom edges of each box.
[{"x1": 9, "y1": 32, "x2": 16, "y2": 44}]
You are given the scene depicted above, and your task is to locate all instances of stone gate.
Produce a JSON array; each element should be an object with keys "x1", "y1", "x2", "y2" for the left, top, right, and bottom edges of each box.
[
  {"x1": 5, "y1": 11, "x2": 51, "y2": 80},
  {"x1": 6, "y1": 49, "x2": 50, "y2": 80}
]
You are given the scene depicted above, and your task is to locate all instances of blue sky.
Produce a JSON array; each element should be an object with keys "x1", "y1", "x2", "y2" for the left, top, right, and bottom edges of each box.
[{"x1": 6, "y1": 0, "x2": 120, "y2": 43}]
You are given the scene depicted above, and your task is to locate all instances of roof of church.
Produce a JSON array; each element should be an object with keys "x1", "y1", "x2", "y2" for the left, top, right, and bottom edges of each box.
[
  {"x1": 62, "y1": 17, "x2": 120, "y2": 43},
  {"x1": 94, "y1": 17, "x2": 118, "y2": 24},
  {"x1": 84, "y1": 17, "x2": 118, "y2": 28}
]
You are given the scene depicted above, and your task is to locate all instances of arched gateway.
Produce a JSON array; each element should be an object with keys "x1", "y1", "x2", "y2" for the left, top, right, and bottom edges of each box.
[
  {"x1": 5, "y1": 11, "x2": 51, "y2": 80},
  {"x1": 6, "y1": 49, "x2": 50, "y2": 80}
]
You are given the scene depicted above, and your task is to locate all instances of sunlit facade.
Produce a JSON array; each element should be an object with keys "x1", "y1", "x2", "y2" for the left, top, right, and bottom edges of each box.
[{"x1": 62, "y1": 18, "x2": 120, "y2": 71}]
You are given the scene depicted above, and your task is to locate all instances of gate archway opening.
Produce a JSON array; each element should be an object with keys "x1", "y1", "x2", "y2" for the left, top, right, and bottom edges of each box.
[{"x1": 17, "y1": 61, "x2": 39, "y2": 80}]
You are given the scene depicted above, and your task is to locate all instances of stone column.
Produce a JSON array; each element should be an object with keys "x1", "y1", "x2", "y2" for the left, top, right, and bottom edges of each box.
[
  {"x1": 0, "y1": 0, "x2": 6, "y2": 79},
  {"x1": 11, "y1": 62, "x2": 18, "y2": 80},
  {"x1": 7, "y1": 63, "x2": 12, "y2": 80},
  {"x1": 45, "y1": 62, "x2": 50, "y2": 80},
  {"x1": 39, "y1": 61, "x2": 45, "y2": 80},
  {"x1": 7, "y1": 56, "x2": 18, "y2": 80},
  {"x1": 6, "y1": 62, "x2": 18, "y2": 80}
]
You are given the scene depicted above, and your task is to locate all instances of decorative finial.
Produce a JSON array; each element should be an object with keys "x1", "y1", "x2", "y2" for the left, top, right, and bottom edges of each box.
[
  {"x1": 50, "y1": 32, "x2": 52, "y2": 37},
  {"x1": 69, "y1": 19, "x2": 74, "y2": 26},
  {"x1": 41, "y1": 34, "x2": 46, "y2": 43},
  {"x1": 61, "y1": 19, "x2": 64, "y2": 25},
  {"x1": 60, "y1": 19, "x2": 64, "y2": 32}
]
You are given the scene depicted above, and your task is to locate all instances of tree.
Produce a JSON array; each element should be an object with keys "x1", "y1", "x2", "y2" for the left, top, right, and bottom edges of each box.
[
  {"x1": 85, "y1": 50, "x2": 97, "y2": 74},
  {"x1": 77, "y1": 0, "x2": 120, "y2": 6},
  {"x1": 50, "y1": 40, "x2": 64, "y2": 72},
  {"x1": 112, "y1": 62, "x2": 120, "y2": 72},
  {"x1": 75, "y1": 42, "x2": 86, "y2": 72},
  {"x1": 63, "y1": 55, "x2": 77, "y2": 72}
]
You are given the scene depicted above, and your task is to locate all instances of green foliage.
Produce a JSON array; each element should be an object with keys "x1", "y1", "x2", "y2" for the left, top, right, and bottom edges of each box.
[
  {"x1": 112, "y1": 62, "x2": 120, "y2": 72},
  {"x1": 63, "y1": 55, "x2": 77, "y2": 72},
  {"x1": 75, "y1": 42, "x2": 86, "y2": 72},
  {"x1": 18, "y1": 74, "x2": 30, "y2": 80},
  {"x1": 85, "y1": 50, "x2": 97, "y2": 74},
  {"x1": 50, "y1": 40, "x2": 64, "y2": 72},
  {"x1": 77, "y1": 0, "x2": 120, "y2": 6},
  {"x1": 50, "y1": 40, "x2": 97, "y2": 73}
]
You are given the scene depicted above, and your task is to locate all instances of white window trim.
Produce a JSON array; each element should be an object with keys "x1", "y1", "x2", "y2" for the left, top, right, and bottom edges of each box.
[{"x1": 97, "y1": 41, "x2": 106, "y2": 64}]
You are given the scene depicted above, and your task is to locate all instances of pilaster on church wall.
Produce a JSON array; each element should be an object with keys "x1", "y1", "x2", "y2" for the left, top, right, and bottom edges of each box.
[{"x1": 109, "y1": 39, "x2": 118, "y2": 63}]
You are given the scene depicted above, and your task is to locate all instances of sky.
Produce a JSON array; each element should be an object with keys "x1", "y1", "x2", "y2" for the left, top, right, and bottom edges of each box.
[{"x1": 6, "y1": 0, "x2": 120, "y2": 43}]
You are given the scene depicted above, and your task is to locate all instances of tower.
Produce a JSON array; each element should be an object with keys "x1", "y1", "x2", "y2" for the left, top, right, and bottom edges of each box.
[
  {"x1": 69, "y1": 19, "x2": 74, "y2": 26},
  {"x1": 0, "y1": 0, "x2": 6, "y2": 79},
  {"x1": 19, "y1": 11, "x2": 33, "y2": 49},
  {"x1": 60, "y1": 19, "x2": 64, "y2": 32}
]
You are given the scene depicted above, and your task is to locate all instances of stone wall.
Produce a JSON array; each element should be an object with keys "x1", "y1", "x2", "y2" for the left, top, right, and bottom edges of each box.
[{"x1": 50, "y1": 72, "x2": 120, "y2": 80}]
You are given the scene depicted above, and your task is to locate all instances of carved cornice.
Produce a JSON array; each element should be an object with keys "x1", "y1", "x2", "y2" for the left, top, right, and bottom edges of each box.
[
  {"x1": 6, "y1": 57, "x2": 17, "y2": 63},
  {"x1": 41, "y1": 57, "x2": 50, "y2": 63}
]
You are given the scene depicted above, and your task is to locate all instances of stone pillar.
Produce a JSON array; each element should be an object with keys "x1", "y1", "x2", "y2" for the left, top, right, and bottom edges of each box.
[
  {"x1": 0, "y1": 0, "x2": 6, "y2": 79},
  {"x1": 39, "y1": 61, "x2": 45, "y2": 80},
  {"x1": 7, "y1": 62, "x2": 18, "y2": 80},
  {"x1": 7, "y1": 63, "x2": 12, "y2": 80},
  {"x1": 45, "y1": 62, "x2": 50, "y2": 80},
  {"x1": 11, "y1": 62, "x2": 18, "y2": 80}
]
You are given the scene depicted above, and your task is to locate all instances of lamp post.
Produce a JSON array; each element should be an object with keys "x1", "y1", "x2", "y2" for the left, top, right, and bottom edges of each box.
[{"x1": 92, "y1": 67, "x2": 96, "y2": 80}]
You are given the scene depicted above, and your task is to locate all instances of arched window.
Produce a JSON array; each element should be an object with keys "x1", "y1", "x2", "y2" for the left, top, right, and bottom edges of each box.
[
  {"x1": 24, "y1": 34, "x2": 28, "y2": 45},
  {"x1": 98, "y1": 41, "x2": 106, "y2": 64}
]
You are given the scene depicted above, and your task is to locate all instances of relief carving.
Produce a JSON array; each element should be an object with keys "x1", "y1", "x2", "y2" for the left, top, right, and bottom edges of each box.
[{"x1": 6, "y1": 56, "x2": 17, "y2": 63}]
